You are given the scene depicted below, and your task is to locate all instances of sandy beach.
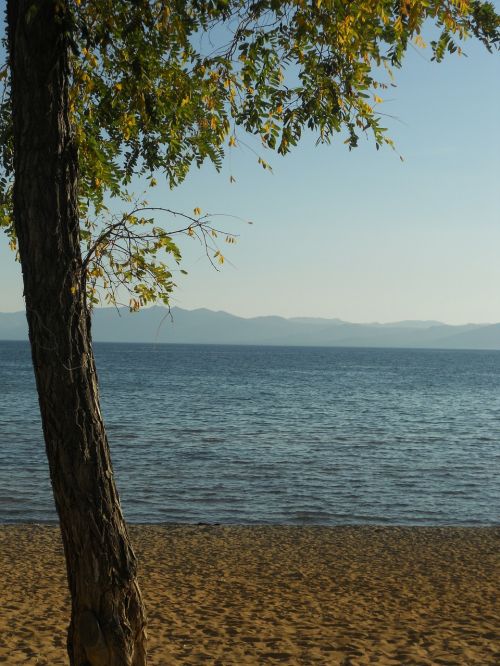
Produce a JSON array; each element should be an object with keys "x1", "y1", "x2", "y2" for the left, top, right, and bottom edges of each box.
[{"x1": 0, "y1": 525, "x2": 498, "y2": 665}]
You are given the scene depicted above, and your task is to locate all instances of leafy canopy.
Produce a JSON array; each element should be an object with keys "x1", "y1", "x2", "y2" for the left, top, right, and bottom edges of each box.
[{"x1": 2, "y1": 0, "x2": 499, "y2": 309}]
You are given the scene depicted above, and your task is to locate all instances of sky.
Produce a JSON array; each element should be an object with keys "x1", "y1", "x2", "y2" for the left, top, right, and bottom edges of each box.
[{"x1": 1, "y1": 16, "x2": 499, "y2": 324}]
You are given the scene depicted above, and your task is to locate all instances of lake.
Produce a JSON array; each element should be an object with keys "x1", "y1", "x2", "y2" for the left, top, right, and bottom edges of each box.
[{"x1": 0, "y1": 341, "x2": 499, "y2": 525}]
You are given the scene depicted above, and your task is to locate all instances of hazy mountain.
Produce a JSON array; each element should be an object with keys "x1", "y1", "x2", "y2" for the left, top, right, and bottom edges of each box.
[
  {"x1": 375, "y1": 320, "x2": 445, "y2": 329},
  {"x1": 0, "y1": 307, "x2": 499, "y2": 349},
  {"x1": 0, "y1": 311, "x2": 29, "y2": 341}
]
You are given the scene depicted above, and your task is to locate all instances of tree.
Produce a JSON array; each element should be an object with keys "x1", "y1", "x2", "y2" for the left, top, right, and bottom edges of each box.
[{"x1": 3, "y1": 1, "x2": 499, "y2": 663}]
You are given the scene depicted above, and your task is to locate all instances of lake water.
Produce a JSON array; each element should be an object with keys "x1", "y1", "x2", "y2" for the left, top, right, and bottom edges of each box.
[{"x1": 0, "y1": 341, "x2": 499, "y2": 525}]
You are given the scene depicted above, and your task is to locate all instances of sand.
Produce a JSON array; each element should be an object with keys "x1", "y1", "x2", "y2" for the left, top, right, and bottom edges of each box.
[{"x1": 0, "y1": 525, "x2": 498, "y2": 665}]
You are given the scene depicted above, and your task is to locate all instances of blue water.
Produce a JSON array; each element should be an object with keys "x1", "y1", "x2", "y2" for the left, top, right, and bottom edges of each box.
[{"x1": 0, "y1": 341, "x2": 499, "y2": 525}]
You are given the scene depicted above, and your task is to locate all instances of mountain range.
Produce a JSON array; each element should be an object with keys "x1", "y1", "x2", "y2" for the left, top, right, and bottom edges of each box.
[{"x1": 1, "y1": 307, "x2": 500, "y2": 349}]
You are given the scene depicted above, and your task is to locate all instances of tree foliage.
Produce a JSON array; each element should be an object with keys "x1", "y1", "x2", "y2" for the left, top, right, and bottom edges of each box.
[{"x1": 1, "y1": 0, "x2": 499, "y2": 309}]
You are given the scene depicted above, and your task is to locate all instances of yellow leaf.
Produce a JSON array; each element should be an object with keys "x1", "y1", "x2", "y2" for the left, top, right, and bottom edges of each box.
[
  {"x1": 193, "y1": 207, "x2": 202, "y2": 216},
  {"x1": 228, "y1": 135, "x2": 236, "y2": 147},
  {"x1": 214, "y1": 251, "x2": 224, "y2": 264},
  {"x1": 373, "y1": 95, "x2": 383, "y2": 104},
  {"x1": 414, "y1": 35, "x2": 427, "y2": 49}
]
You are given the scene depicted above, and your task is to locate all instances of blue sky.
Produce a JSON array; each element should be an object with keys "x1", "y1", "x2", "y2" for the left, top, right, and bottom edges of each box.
[{"x1": 1, "y1": 17, "x2": 499, "y2": 323}]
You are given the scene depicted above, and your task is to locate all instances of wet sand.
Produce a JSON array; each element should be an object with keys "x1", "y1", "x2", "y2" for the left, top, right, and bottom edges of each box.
[{"x1": 0, "y1": 525, "x2": 499, "y2": 665}]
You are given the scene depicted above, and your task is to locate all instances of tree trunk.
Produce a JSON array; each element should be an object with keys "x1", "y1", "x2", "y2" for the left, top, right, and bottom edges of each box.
[{"x1": 7, "y1": 1, "x2": 147, "y2": 664}]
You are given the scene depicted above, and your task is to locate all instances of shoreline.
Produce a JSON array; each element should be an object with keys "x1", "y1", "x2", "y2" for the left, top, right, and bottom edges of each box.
[
  {"x1": 1, "y1": 525, "x2": 499, "y2": 664},
  {"x1": 1, "y1": 519, "x2": 499, "y2": 526}
]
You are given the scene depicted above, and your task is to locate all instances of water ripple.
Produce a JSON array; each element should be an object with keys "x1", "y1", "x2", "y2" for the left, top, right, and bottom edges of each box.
[{"x1": 0, "y1": 341, "x2": 499, "y2": 525}]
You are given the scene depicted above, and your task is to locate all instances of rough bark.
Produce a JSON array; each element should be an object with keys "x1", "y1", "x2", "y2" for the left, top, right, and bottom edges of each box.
[{"x1": 7, "y1": 1, "x2": 147, "y2": 664}]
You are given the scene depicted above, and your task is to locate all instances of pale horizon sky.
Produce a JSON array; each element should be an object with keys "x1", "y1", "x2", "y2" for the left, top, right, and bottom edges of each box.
[{"x1": 1, "y1": 19, "x2": 499, "y2": 325}]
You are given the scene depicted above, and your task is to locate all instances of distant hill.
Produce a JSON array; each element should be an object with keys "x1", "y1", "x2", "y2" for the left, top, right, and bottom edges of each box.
[
  {"x1": 0, "y1": 311, "x2": 30, "y2": 341},
  {"x1": 1, "y1": 306, "x2": 499, "y2": 350}
]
